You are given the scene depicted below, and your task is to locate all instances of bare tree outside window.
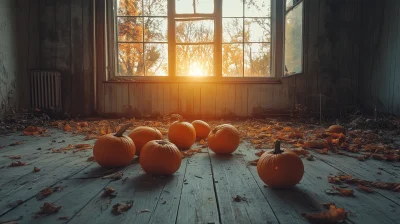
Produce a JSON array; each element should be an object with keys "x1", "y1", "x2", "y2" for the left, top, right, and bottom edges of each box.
[{"x1": 284, "y1": 0, "x2": 303, "y2": 76}]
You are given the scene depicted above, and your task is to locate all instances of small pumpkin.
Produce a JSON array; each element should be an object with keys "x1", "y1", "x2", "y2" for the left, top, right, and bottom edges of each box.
[
  {"x1": 140, "y1": 140, "x2": 182, "y2": 175},
  {"x1": 257, "y1": 140, "x2": 304, "y2": 188},
  {"x1": 192, "y1": 120, "x2": 211, "y2": 140},
  {"x1": 326, "y1": 125, "x2": 345, "y2": 134},
  {"x1": 168, "y1": 114, "x2": 196, "y2": 150},
  {"x1": 208, "y1": 124, "x2": 240, "y2": 154},
  {"x1": 128, "y1": 126, "x2": 163, "y2": 156},
  {"x1": 93, "y1": 124, "x2": 136, "y2": 168}
]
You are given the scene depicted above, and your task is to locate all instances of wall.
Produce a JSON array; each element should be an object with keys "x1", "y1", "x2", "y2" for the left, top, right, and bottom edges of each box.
[
  {"x1": 359, "y1": 0, "x2": 400, "y2": 115},
  {"x1": 0, "y1": 0, "x2": 30, "y2": 117}
]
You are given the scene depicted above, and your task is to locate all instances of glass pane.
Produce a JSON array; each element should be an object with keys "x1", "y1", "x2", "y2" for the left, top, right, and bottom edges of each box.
[
  {"x1": 196, "y1": 0, "x2": 214, "y2": 13},
  {"x1": 285, "y1": 2, "x2": 303, "y2": 75},
  {"x1": 143, "y1": 0, "x2": 167, "y2": 16},
  {"x1": 117, "y1": 0, "x2": 142, "y2": 16},
  {"x1": 118, "y1": 17, "x2": 143, "y2": 42},
  {"x1": 144, "y1": 44, "x2": 168, "y2": 76},
  {"x1": 176, "y1": 20, "x2": 214, "y2": 43},
  {"x1": 245, "y1": 0, "x2": 271, "y2": 17},
  {"x1": 176, "y1": 45, "x2": 214, "y2": 76},
  {"x1": 223, "y1": 0, "x2": 243, "y2": 17},
  {"x1": 118, "y1": 43, "x2": 144, "y2": 76},
  {"x1": 286, "y1": 0, "x2": 294, "y2": 10},
  {"x1": 223, "y1": 18, "x2": 243, "y2": 43},
  {"x1": 244, "y1": 18, "x2": 271, "y2": 42},
  {"x1": 176, "y1": 0, "x2": 194, "y2": 14},
  {"x1": 144, "y1": 17, "x2": 168, "y2": 42},
  {"x1": 244, "y1": 43, "x2": 271, "y2": 77},
  {"x1": 223, "y1": 44, "x2": 244, "y2": 77}
]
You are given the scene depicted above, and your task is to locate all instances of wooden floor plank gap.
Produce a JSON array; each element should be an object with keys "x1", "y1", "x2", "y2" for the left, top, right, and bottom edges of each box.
[
  {"x1": 206, "y1": 148, "x2": 223, "y2": 224},
  {"x1": 173, "y1": 158, "x2": 189, "y2": 224}
]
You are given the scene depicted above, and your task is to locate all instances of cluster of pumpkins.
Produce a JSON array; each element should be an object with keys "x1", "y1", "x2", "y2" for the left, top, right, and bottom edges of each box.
[
  {"x1": 92, "y1": 115, "x2": 240, "y2": 176},
  {"x1": 93, "y1": 115, "x2": 306, "y2": 189}
]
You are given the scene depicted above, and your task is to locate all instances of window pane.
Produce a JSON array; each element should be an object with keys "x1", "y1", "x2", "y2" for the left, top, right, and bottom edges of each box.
[
  {"x1": 176, "y1": 20, "x2": 214, "y2": 43},
  {"x1": 285, "y1": 2, "x2": 303, "y2": 75},
  {"x1": 222, "y1": 0, "x2": 243, "y2": 17},
  {"x1": 245, "y1": 0, "x2": 271, "y2": 17},
  {"x1": 196, "y1": 0, "x2": 214, "y2": 13},
  {"x1": 144, "y1": 17, "x2": 168, "y2": 42},
  {"x1": 223, "y1": 18, "x2": 243, "y2": 43},
  {"x1": 244, "y1": 18, "x2": 271, "y2": 42},
  {"x1": 223, "y1": 44, "x2": 244, "y2": 77},
  {"x1": 286, "y1": 0, "x2": 294, "y2": 10},
  {"x1": 144, "y1": 44, "x2": 168, "y2": 76},
  {"x1": 117, "y1": 0, "x2": 142, "y2": 16},
  {"x1": 244, "y1": 43, "x2": 271, "y2": 77},
  {"x1": 176, "y1": 0, "x2": 194, "y2": 14},
  {"x1": 143, "y1": 0, "x2": 167, "y2": 16},
  {"x1": 118, "y1": 17, "x2": 143, "y2": 42},
  {"x1": 118, "y1": 43, "x2": 144, "y2": 76},
  {"x1": 176, "y1": 44, "x2": 214, "y2": 76}
]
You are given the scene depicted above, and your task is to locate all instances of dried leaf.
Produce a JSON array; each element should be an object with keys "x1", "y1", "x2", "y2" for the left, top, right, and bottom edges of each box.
[
  {"x1": 315, "y1": 148, "x2": 329, "y2": 155},
  {"x1": 103, "y1": 172, "x2": 124, "y2": 180},
  {"x1": 37, "y1": 202, "x2": 62, "y2": 215},
  {"x1": 9, "y1": 141, "x2": 23, "y2": 146},
  {"x1": 291, "y1": 148, "x2": 310, "y2": 156},
  {"x1": 181, "y1": 148, "x2": 202, "y2": 158},
  {"x1": 111, "y1": 201, "x2": 133, "y2": 215},
  {"x1": 232, "y1": 195, "x2": 247, "y2": 202},
  {"x1": 36, "y1": 187, "x2": 54, "y2": 200},
  {"x1": 255, "y1": 150, "x2": 265, "y2": 157},
  {"x1": 393, "y1": 184, "x2": 400, "y2": 192},
  {"x1": 87, "y1": 156, "x2": 95, "y2": 162},
  {"x1": 84, "y1": 134, "x2": 97, "y2": 140},
  {"x1": 332, "y1": 186, "x2": 354, "y2": 196},
  {"x1": 301, "y1": 203, "x2": 346, "y2": 223},
  {"x1": 33, "y1": 167, "x2": 41, "y2": 172},
  {"x1": 102, "y1": 187, "x2": 117, "y2": 198},
  {"x1": 63, "y1": 124, "x2": 71, "y2": 132},
  {"x1": 10, "y1": 161, "x2": 26, "y2": 167},
  {"x1": 75, "y1": 144, "x2": 92, "y2": 149},
  {"x1": 328, "y1": 176, "x2": 341, "y2": 184},
  {"x1": 137, "y1": 209, "x2": 151, "y2": 213},
  {"x1": 8, "y1": 155, "x2": 21, "y2": 159},
  {"x1": 306, "y1": 155, "x2": 315, "y2": 161},
  {"x1": 249, "y1": 159, "x2": 259, "y2": 166},
  {"x1": 357, "y1": 184, "x2": 374, "y2": 193},
  {"x1": 303, "y1": 141, "x2": 327, "y2": 149}
]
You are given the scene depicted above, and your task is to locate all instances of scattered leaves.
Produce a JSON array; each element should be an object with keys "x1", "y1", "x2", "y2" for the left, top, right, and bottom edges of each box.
[
  {"x1": 87, "y1": 156, "x2": 95, "y2": 162},
  {"x1": 33, "y1": 167, "x2": 41, "y2": 172},
  {"x1": 302, "y1": 203, "x2": 347, "y2": 223},
  {"x1": 332, "y1": 186, "x2": 354, "y2": 196},
  {"x1": 248, "y1": 159, "x2": 259, "y2": 166},
  {"x1": 36, "y1": 186, "x2": 63, "y2": 200},
  {"x1": 9, "y1": 141, "x2": 23, "y2": 146},
  {"x1": 9, "y1": 161, "x2": 26, "y2": 167},
  {"x1": 8, "y1": 155, "x2": 21, "y2": 159},
  {"x1": 36, "y1": 202, "x2": 62, "y2": 215},
  {"x1": 111, "y1": 201, "x2": 133, "y2": 215},
  {"x1": 181, "y1": 148, "x2": 203, "y2": 158},
  {"x1": 232, "y1": 195, "x2": 247, "y2": 202},
  {"x1": 357, "y1": 184, "x2": 374, "y2": 193},
  {"x1": 103, "y1": 172, "x2": 124, "y2": 180},
  {"x1": 102, "y1": 187, "x2": 117, "y2": 198}
]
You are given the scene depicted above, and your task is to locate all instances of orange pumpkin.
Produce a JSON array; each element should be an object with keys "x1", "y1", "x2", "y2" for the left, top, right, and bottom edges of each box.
[
  {"x1": 208, "y1": 124, "x2": 240, "y2": 154},
  {"x1": 93, "y1": 124, "x2": 136, "y2": 168},
  {"x1": 257, "y1": 140, "x2": 304, "y2": 188},
  {"x1": 140, "y1": 140, "x2": 182, "y2": 175},
  {"x1": 168, "y1": 114, "x2": 196, "y2": 150},
  {"x1": 326, "y1": 125, "x2": 345, "y2": 134},
  {"x1": 192, "y1": 120, "x2": 211, "y2": 140},
  {"x1": 128, "y1": 126, "x2": 163, "y2": 155}
]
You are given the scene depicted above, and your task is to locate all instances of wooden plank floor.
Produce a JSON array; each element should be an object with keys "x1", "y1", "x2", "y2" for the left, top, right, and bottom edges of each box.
[{"x1": 0, "y1": 129, "x2": 399, "y2": 224}]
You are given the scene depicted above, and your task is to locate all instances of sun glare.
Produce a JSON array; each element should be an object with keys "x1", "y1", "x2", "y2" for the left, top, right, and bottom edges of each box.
[{"x1": 189, "y1": 62, "x2": 205, "y2": 76}]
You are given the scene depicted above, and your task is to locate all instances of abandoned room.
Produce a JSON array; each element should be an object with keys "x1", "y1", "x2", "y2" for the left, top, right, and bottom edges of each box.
[{"x1": 0, "y1": 0, "x2": 399, "y2": 223}]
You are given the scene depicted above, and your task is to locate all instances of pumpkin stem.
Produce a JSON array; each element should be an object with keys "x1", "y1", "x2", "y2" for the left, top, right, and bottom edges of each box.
[
  {"x1": 171, "y1": 114, "x2": 183, "y2": 122},
  {"x1": 114, "y1": 123, "x2": 132, "y2": 137},
  {"x1": 273, "y1": 140, "x2": 283, "y2": 154},
  {"x1": 156, "y1": 140, "x2": 169, "y2": 145}
]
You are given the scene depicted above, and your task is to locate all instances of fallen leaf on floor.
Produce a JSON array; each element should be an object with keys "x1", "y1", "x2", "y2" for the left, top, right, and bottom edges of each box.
[
  {"x1": 103, "y1": 172, "x2": 124, "y2": 180},
  {"x1": 291, "y1": 148, "x2": 310, "y2": 156},
  {"x1": 8, "y1": 155, "x2": 21, "y2": 159},
  {"x1": 36, "y1": 186, "x2": 63, "y2": 200},
  {"x1": 301, "y1": 203, "x2": 346, "y2": 223},
  {"x1": 394, "y1": 185, "x2": 400, "y2": 192},
  {"x1": 9, "y1": 141, "x2": 23, "y2": 146},
  {"x1": 36, "y1": 202, "x2": 62, "y2": 216},
  {"x1": 306, "y1": 155, "x2": 315, "y2": 161},
  {"x1": 111, "y1": 201, "x2": 133, "y2": 215},
  {"x1": 137, "y1": 209, "x2": 151, "y2": 214},
  {"x1": 328, "y1": 176, "x2": 341, "y2": 184},
  {"x1": 255, "y1": 150, "x2": 266, "y2": 157},
  {"x1": 332, "y1": 186, "x2": 354, "y2": 196},
  {"x1": 102, "y1": 187, "x2": 117, "y2": 198},
  {"x1": 248, "y1": 159, "x2": 259, "y2": 166},
  {"x1": 87, "y1": 156, "x2": 95, "y2": 162},
  {"x1": 75, "y1": 144, "x2": 92, "y2": 149},
  {"x1": 33, "y1": 167, "x2": 41, "y2": 172},
  {"x1": 232, "y1": 195, "x2": 247, "y2": 202},
  {"x1": 199, "y1": 139, "x2": 206, "y2": 145},
  {"x1": 370, "y1": 182, "x2": 399, "y2": 190},
  {"x1": 9, "y1": 161, "x2": 26, "y2": 167},
  {"x1": 84, "y1": 134, "x2": 97, "y2": 140},
  {"x1": 63, "y1": 124, "x2": 71, "y2": 132},
  {"x1": 357, "y1": 184, "x2": 374, "y2": 193},
  {"x1": 23, "y1": 126, "x2": 47, "y2": 136},
  {"x1": 303, "y1": 141, "x2": 327, "y2": 149},
  {"x1": 315, "y1": 148, "x2": 329, "y2": 155},
  {"x1": 181, "y1": 148, "x2": 202, "y2": 158},
  {"x1": 58, "y1": 216, "x2": 69, "y2": 220}
]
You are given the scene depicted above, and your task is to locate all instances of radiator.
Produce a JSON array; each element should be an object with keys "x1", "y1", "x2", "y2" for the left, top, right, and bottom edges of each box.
[{"x1": 30, "y1": 70, "x2": 62, "y2": 111}]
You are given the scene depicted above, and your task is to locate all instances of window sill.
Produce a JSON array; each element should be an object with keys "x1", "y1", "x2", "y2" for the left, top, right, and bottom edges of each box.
[
  {"x1": 104, "y1": 76, "x2": 283, "y2": 84},
  {"x1": 282, "y1": 72, "x2": 303, "y2": 78}
]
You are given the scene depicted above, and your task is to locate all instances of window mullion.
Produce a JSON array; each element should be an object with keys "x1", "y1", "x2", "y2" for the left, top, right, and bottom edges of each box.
[
  {"x1": 168, "y1": 0, "x2": 176, "y2": 78},
  {"x1": 215, "y1": 0, "x2": 222, "y2": 78},
  {"x1": 272, "y1": 0, "x2": 284, "y2": 79}
]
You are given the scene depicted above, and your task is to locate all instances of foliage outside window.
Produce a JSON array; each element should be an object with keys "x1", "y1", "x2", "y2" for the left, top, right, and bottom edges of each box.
[
  {"x1": 284, "y1": 0, "x2": 303, "y2": 76},
  {"x1": 114, "y1": 0, "x2": 283, "y2": 79}
]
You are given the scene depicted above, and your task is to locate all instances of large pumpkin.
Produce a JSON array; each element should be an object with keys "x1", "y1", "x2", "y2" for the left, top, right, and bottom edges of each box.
[
  {"x1": 257, "y1": 140, "x2": 304, "y2": 188},
  {"x1": 140, "y1": 140, "x2": 182, "y2": 175},
  {"x1": 192, "y1": 120, "x2": 211, "y2": 140},
  {"x1": 168, "y1": 114, "x2": 196, "y2": 150},
  {"x1": 208, "y1": 124, "x2": 240, "y2": 154},
  {"x1": 93, "y1": 124, "x2": 136, "y2": 168},
  {"x1": 128, "y1": 126, "x2": 163, "y2": 156}
]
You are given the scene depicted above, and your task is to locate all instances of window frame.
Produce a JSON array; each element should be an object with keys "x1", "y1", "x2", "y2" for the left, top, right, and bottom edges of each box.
[
  {"x1": 283, "y1": 0, "x2": 305, "y2": 78},
  {"x1": 107, "y1": 0, "x2": 285, "y2": 83}
]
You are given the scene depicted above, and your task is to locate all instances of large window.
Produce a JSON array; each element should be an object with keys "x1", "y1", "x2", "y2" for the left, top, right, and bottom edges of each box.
[
  {"x1": 284, "y1": 0, "x2": 303, "y2": 76},
  {"x1": 112, "y1": 0, "x2": 298, "y2": 80}
]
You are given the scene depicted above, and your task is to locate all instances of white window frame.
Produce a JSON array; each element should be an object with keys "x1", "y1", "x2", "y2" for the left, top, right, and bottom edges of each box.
[{"x1": 106, "y1": 0, "x2": 285, "y2": 83}]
